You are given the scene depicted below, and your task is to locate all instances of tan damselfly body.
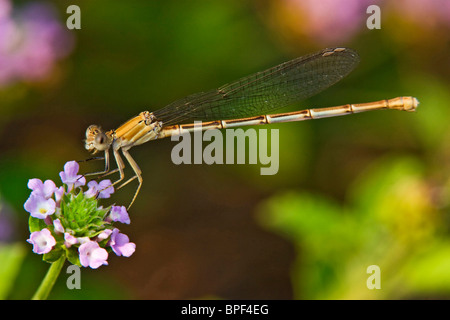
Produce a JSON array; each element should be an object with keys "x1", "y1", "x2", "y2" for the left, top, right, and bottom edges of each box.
[{"x1": 83, "y1": 47, "x2": 419, "y2": 209}]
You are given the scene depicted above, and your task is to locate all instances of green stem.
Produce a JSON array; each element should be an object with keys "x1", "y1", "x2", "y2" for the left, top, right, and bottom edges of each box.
[{"x1": 32, "y1": 256, "x2": 66, "y2": 300}]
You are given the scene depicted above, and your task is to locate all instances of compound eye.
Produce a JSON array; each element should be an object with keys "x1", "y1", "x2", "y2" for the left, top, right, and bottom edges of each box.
[{"x1": 95, "y1": 132, "x2": 107, "y2": 146}]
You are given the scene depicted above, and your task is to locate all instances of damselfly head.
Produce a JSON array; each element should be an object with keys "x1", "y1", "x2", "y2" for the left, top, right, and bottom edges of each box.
[{"x1": 85, "y1": 125, "x2": 112, "y2": 154}]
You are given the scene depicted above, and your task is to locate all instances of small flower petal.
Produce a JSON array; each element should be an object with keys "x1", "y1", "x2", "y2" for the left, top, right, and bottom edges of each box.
[
  {"x1": 42, "y1": 180, "x2": 57, "y2": 198},
  {"x1": 85, "y1": 180, "x2": 114, "y2": 199},
  {"x1": 109, "y1": 228, "x2": 135, "y2": 257},
  {"x1": 84, "y1": 184, "x2": 97, "y2": 198},
  {"x1": 28, "y1": 179, "x2": 57, "y2": 199},
  {"x1": 109, "y1": 206, "x2": 130, "y2": 224},
  {"x1": 27, "y1": 178, "x2": 43, "y2": 192},
  {"x1": 97, "y1": 180, "x2": 114, "y2": 198},
  {"x1": 79, "y1": 241, "x2": 108, "y2": 269},
  {"x1": 24, "y1": 194, "x2": 56, "y2": 219},
  {"x1": 54, "y1": 186, "x2": 64, "y2": 204},
  {"x1": 64, "y1": 160, "x2": 78, "y2": 177},
  {"x1": 97, "y1": 229, "x2": 112, "y2": 241},
  {"x1": 64, "y1": 233, "x2": 78, "y2": 247},
  {"x1": 27, "y1": 228, "x2": 56, "y2": 254},
  {"x1": 53, "y1": 219, "x2": 64, "y2": 233},
  {"x1": 59, "y1": 161, "x2": 86, "y2": 189}
]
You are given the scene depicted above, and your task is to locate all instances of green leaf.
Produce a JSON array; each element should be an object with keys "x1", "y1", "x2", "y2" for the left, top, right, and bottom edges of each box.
[
  {"x1": 65, "y1": 247, "x2": 81, "y2": 267},
  {"x1": 43, "y1": 246, "x2": 65, "y2": 263},
  {"x1": 28, "y1": 216, "x2": 47, "y2": 233}
]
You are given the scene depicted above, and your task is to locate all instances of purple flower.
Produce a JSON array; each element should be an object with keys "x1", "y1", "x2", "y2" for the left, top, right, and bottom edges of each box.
[
  {"x1": 85, "y1": 179, "x2": 114, "y2": 199},
  {"x1": 27, "y1": 228, "x2": 56, "y2": 254},
  {"x1": 109, "y1": 228, "x2": 136, "y2": 257},
  {"x1": 53, "y1": 219, "x2": 64, "y2": 233},
  {"x1": 54, "y1": 186, "x2": 64, "y2": 204},
  {"x1": 25, "y1": 159, "x2": 137, "y2": 266},
  {"x1": 0, "y1": 0, "x2": 12, "y2": 20},
  {"x1": 276, "y1": 0, "x2": 374, "y2": 45},
  {"x1": 28, "y1": 178, "x2": 57, "y2": 199},
  {"x1": 391, "y1": 0, "x2": 450, "y2": 28},
  {"x1": 24, "y1": 194, "x2": 56, "y2": 219},
  {"x1": 109, "y1": 206, "x2": 130, "y2": 224},
  {"x1": 79, "y1": 241, "x2": 108, "y2": 269},
  {"x1": 64, "y1": 233, "x2": 78, "y2": 248},
  {"x1": 59, "y1": 161, "x2": 86, "y2": 190},
  {"x1": 97, "y1": 229, "x2": 113, "y2": 241},
  {"x1": 0, "y1": 0, "x2": 74, "y2": 87}
]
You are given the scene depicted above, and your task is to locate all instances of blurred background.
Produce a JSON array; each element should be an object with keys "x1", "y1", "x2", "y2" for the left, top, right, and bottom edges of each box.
[{"x1": 1, "y1": 0, "x2": 450, "y2": 299}]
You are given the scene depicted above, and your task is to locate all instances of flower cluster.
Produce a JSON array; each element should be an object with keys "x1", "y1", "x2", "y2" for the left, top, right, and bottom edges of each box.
[{"x1": 25, "y1": 161, "x2": 135, "y2": 269}]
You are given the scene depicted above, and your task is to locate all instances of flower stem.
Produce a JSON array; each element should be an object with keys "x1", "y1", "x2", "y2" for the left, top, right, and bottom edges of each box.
[{"x1": 32, "y1": 256, "x2": 66, "y2": 300}]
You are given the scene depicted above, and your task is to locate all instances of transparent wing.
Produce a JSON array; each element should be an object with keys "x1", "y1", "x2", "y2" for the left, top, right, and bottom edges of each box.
[{"x1": 153, "y1": 47, "x2": 360, "y2": 125}]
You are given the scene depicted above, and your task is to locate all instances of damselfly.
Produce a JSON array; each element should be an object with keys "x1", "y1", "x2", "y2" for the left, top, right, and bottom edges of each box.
[{"x1": 83, "y1": 47, "x2": 419, "y2": 209}]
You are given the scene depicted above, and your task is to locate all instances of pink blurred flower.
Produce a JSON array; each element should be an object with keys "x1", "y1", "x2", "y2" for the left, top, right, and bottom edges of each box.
[
  {"x1": 390, "y1": 0, "x2": 450, "y2": 28},
  {"x1": 273, "y1": 0, "x2": 378, "y2": 45},
  {"x1": 0, "y1": 0, "x2": 12, "y2": 20},
  {"x1": 0, "y1": 0, "x2": 74, "y2": 86}
]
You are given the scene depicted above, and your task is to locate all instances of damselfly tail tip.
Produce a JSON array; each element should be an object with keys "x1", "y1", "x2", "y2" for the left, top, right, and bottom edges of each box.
[
  {"x1": 413, "y1": 97, "x2": 420, "y2": 110},
  {"x1": 405, "y1": 96, "x2": 419, "y2": 112},
  {"x1": 389, "y1": 96, "x2": 419, "y2": 112}
]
